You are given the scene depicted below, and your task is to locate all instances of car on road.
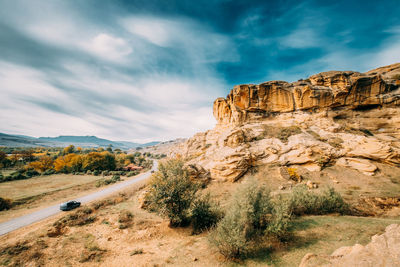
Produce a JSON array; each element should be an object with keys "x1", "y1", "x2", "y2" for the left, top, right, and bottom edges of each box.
[{"x1": 60, "y1": 200, "x2": 81, "y2": 211}]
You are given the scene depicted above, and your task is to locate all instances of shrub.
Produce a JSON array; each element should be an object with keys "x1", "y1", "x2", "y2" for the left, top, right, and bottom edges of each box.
[
  {"x1": 0, "y1": 197, "x2": 12, "y2": 211},
  {"x1": 93, "y1": 170, "x2": 100, "y2": 176},
  {"x1": 24, "y1": 169, "x2": 39, "y2": 178},
  {"x1": 278, "y1": 126, "x2": 302, "y2": 143},
  {"x1": 145, "y1": 159, "x2": 199, "y2": 227},
  {"x1": 42, "y1": 169, "x2": 56, "y2": 176},
  {"x1": 287, "y1": 185, "x2": 349, "y2": 216},
  {"x1": 190, "y1": 193, "x2": 222, "y2": 234},
  {"x1": 54, "y1": 207, "x2": 96, "y2": 227},
  {"x1": 118, "y1": 210, "x2": 134, "y2": 229},
  {"x1": 209, "y1": 178, "x2": 284, "y2": 259},
  {"x1": 127, "y1": 171, "x2": 138, "y2": 177}
]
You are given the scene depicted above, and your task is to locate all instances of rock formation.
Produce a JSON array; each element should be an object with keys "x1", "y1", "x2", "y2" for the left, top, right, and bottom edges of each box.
[
  {"x1": 182, "y1": 63, "x2": 400, "y2": 182},
  {"x1": 214, "y1": 63, "x2": 400, "y2": 125},
  {"x1": 299, "y1": 224, "x2": 400, "y2": 267}
]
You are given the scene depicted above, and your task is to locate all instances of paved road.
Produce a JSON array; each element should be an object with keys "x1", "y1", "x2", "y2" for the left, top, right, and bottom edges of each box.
[{"x1": 0, "y1": 161, "x2": 158, "y2": 236}]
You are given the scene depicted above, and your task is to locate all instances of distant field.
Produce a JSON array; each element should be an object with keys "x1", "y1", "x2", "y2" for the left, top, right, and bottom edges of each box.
[
  {"x1": 0, "y1": 173, "x2": 108, "y2": 223},
  {"x1": 0, "y1": 173, "x2": 103, "y2": 201}
]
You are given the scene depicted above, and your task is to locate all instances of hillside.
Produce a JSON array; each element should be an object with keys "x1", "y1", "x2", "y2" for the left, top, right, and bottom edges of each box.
[{"x1": 0, "y1": 133, "x2": 160, "y2": 150}]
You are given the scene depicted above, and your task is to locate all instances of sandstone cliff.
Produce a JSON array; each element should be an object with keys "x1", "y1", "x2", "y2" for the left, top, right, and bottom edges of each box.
[
  {"x1": 182, "y1": 63, "x2": 400, "y2": 182},
  {"x1": 214, "y1": 63, "x2": 400, "y2": 125}
]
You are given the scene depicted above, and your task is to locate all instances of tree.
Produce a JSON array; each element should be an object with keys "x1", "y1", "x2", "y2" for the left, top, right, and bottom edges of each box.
[
  {"x1": 54, "y1": 153, "x2": 83, "y2": 172},
  {"x1": 106, "y1": 144, "x2": 113, "y2": 152},
  {"x1": 146, "y1": 159, "x2": 199, "y2": 226},
  {"x1": 63, "y1": 145, "x2": 75, "y2": 155},
  {"x1": 82, "y1": 152, "x2": 116, "y2": 171},
  {"x1": 28, "y1": 155, "x2": 54, "y2": 172}
]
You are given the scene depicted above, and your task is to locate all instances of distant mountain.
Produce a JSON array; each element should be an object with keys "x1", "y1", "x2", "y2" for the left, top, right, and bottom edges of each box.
[{"x1": 0, "y1": 133, "x2": 160, "y2": 149}]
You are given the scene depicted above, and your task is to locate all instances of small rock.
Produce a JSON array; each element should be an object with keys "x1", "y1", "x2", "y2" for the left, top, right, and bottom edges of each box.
[
  {"x1": 306, "y1": 180, "x2": 314, "y2": 189},
  {"x1": 193, "y1": 257, "x2": 198, "y2": 261},
  {"x1": 278, "y1": 185, "x2": 285, "y2": 190},
  {"x1": 313, "y1": 183, "x2": 318, "y2": 189},
  {"x1": 333, "y1": 179, "x2": 339, "y2": 184}
]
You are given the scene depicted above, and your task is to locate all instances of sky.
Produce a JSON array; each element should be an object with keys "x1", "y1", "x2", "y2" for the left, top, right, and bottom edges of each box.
[{"x1": 0, "y1": 0, "x2": 399, "y2": 142}]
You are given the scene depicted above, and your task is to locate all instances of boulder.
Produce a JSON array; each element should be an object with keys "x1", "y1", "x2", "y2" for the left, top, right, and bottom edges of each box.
[
  {"x1": 299, "y1": 224, "x2": 400, "y2": 267},
  {"x1": 336, "y1": 157, "x2": 377, "y2": 176}
]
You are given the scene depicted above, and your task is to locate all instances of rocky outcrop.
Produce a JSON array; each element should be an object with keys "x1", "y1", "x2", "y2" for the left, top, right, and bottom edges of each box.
[
  {"x1": 181, "y1": 64, "x2": 400, "y2": 182},
  {"x1": 214, "y1": 63, "x2": 400, "y2": 125},
  {"x1": 299, "y1": 224, "x2": 400, "y2": 267}
]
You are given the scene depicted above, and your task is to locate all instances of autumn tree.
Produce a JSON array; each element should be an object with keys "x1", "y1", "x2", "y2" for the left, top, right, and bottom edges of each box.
[
  {"x1": 54, "y1": 153, "x2": 83, "y2": 172},
  {"x1": 82, "y1": 152, "x2": 116, "y2": 171},
  {"x1": 63, "y1": 145, "x2": 75, "y2": 155},
  {"x1": 28, "y1": 155, "x2": 54, "y2": 172}
]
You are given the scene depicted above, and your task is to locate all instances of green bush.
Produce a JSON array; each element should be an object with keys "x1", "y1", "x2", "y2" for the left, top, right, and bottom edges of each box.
[
  {"x1": 145, "y1": 159, "x2": 199, "y2": 227},
  {"x1": 287, "y1": 185, "x2": 349, "y2": 216},
  {"x1": 190, "y1": 193, "x2": 222, "y2": 234},
  {"x1": 0, "y1": 197, "x2": 12, "y2": 211},
  {"x1": 95, "y1": 175, "x2": 121, "y2": 187},
  {"x1": 209, "y1": 178, "x2": 288, "y2": 259},
  {"x1": 93, "y1": 170, "x2": 100, "y2": 176},
  {"x1": 42, "y1": 169, "x2": 56, "y2": 176},
  {"x1": 127, "y1": 171, "x2": 138, "y2": 177}
]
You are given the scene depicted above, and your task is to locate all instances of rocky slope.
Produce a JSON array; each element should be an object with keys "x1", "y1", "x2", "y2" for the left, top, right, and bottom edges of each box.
[
  {"x1": 299, "y1": 224, "x2": 400, "y2": 267},
  {"x1": 182, "y1": 63, "x2": 400, "y2": 182}
]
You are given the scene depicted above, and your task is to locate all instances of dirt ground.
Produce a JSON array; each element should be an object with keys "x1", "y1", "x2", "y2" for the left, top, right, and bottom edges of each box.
[
  {"x1": 1, "y1": 168, "x2": 400, "y2": 267},
  {"x1": 0, "y1": 173, "x2": 142, "y2": 223}
]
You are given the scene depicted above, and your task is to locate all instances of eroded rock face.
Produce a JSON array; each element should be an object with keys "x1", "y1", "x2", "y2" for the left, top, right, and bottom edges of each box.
[
  {"x1": 299, "y1": 224, "x2": 400, "y2": 267},
  {"x1": 181, "y1": 64, "x2": 400, "y2": 182},
  {"x1": 214, "y1": 63, "x2": 400, "y2": 125}
]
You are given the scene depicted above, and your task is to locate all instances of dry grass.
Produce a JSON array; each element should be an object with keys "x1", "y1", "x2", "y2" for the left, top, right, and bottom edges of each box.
[
  {"x1": 0, "y1": 173, "x2": 103, "y2": 200},
  {"x1": 1, "y1": 165, "x2": 400, "y2": 266}
]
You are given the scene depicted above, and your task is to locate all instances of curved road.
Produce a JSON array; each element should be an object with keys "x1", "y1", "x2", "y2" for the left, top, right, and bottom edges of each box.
[{"x1": 0, "y1": 161, "x2": 158, "y2": 236}]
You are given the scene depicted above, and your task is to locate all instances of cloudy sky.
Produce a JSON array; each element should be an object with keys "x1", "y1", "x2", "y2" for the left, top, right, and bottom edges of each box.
[{"x1": 0, "y1": 0, "x2": 399, "y2": 142}]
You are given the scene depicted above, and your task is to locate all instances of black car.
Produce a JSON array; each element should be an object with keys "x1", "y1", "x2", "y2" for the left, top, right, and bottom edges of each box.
[{"x1": 60, "y1": 200, "x2": 81, "y2": 211}]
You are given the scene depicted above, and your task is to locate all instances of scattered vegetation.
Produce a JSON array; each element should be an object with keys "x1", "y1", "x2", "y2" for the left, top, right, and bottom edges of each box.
[
  {"x1": 256, "y1": 125, "x2": 303, "y2": 143},
  {"x1": 146, "y1": 159, "x2": 199, "y2": 226},
  {"x1": 0, "y1": 197, "x2": 12, "y2": 211},
  {"x1": 286, "y1": 185, "x2": 349, "y2": 216},
  {"x1": 118, "y1": 210, "x2": 134, "y2": 229},
  {"x1": 0, "y1": 145, "x2": 153, "y2": 183},
  {"x1": 96, "y1": 175, "x2": 121, "y2": 187},
  {"x1": 287, "y1": 167, "x2": 302, "y2": 182},
  {"x1": 54, "y1": 207, "x2": 96, "y2": 228},
  {"x1": 130, "y1": 249, "x2": 144, "y2": 256},
  {"x1": 190, "y1": 193, "x2": 222, "y2": 234},
  {"x1": 209, "y1": 179, "x2": 291, "y2": 259}
]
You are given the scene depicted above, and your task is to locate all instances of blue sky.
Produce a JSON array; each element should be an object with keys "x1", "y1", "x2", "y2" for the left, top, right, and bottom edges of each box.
[{"x1": 0, "y1": 0, "x2": 399, "y2": 142}]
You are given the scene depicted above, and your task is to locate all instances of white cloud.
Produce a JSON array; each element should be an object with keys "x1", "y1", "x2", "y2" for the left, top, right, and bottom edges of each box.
[
  {"x1": 279, "y1": 27, "x2": 320, "y2": 49},
  {"x1": 84, "y1": 33, "x2": 132, "y2": 61},
  {"x1": 122, "y1": 17, "x2": 173, "y2": 47}
]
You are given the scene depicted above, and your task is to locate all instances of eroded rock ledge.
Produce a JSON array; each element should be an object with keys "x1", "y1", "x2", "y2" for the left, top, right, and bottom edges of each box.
[
  {"x1": 214, "y1": 63, "x2": 400, "y2": 125},
  {"x1": 181, "y1": 64, "x2": 400, "y2": 182}
]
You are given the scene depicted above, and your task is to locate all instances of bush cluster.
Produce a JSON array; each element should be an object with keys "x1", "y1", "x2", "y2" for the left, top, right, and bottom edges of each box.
[
  {"x1": 0, "y1": 197, "x2": 12, "y2": 211},
  {"x1": 0, "y1": 169, "x2": 40, "y2": 182},
  {"x1": 95, "y1": 175, "x2": 121, "y2": 187},
  {"x1": 209, "y1": 179, "x2": 291, "y2": 259},
  {"x1": 287, "y1": 185, "x2": 349, "y2": 216},
  {"x1": 209, "y1": 182, "x2": 347, "y2": 259},
  {"x1": 146, "y1": 159, "x2": 221, "y2": 229},
  {"x1": 191, "y1": 193, "x2": 222, "y2": 234}
]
